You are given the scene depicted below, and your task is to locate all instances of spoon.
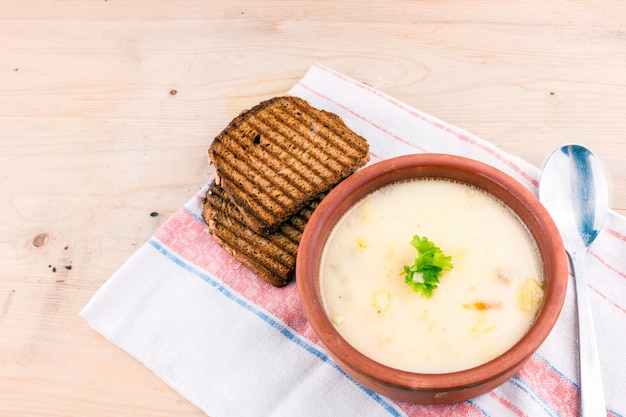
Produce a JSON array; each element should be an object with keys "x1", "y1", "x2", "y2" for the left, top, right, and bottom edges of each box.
[{"x1": 539, "y1": 144, "x2": 609, "y2": 416}]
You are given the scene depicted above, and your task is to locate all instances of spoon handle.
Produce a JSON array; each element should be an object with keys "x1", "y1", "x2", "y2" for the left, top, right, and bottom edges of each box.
[{"x1": 570, "y1": 251, "x2": 606, "y2": 416}]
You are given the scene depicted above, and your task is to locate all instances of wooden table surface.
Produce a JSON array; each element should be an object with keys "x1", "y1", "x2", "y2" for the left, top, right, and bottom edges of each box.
[{"x1": 2, "y1": 1, "x2": 625, "y2": 415}]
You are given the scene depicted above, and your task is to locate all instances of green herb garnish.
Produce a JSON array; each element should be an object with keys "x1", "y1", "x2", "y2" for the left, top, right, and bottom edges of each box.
[{"x1": 402, "y1": 235, "x2": 453, "y2": 298}]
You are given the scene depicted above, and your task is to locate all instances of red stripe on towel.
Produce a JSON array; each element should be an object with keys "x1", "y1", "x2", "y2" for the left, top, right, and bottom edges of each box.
[
  {"x1": 490, "y1": 391, "x2": 527, "y2": 417},
  {"x1": 517, "y1": 355, "x2": 579, "y2": 416}
]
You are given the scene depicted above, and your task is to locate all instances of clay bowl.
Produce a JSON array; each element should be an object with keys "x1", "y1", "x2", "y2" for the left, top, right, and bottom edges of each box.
[{"x1": 296, "y1": 153, "x2": 568, "y2": 404}]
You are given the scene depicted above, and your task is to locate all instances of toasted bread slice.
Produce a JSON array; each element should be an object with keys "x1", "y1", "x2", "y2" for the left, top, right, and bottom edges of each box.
[
  {"x1": 209, "y1": 95, "x2": 369, "y2": 234},
  {"x1": 202, "y1": 180, "x2": 323, "y2": 287}
]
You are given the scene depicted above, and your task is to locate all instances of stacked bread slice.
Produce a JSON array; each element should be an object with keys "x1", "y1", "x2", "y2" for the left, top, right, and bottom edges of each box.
[{"x1": 202, "y1": 96, "x2": 369, "y2": 286}]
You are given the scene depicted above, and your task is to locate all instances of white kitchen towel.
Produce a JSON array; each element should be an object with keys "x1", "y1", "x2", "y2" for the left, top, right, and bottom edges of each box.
[{"x1": 81, "y1": 63, "x2": 626, "y2": 417}]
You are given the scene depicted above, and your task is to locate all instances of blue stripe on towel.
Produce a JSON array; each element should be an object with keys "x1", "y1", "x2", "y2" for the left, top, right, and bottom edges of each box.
[
  {"x1": 508, "y1": 375, "x2": 559, "y2": 417},
  {"x1": 148, "y1": 237, "x2": 405, "y2": 417},
  {"x1": 467, "y1": 399, "x2": 491, "y2": 417}
]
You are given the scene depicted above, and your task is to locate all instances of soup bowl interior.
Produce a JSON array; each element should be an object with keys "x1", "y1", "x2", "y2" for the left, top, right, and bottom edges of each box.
[{"x1": 296, "y1": 153, "x2": 568, "y2": 404}]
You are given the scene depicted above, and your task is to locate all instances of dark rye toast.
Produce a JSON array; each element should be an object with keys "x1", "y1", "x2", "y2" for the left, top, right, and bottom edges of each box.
[
  {"x1": 208, "y1": 95, "x2": 369, "y2": 234},
  {"x1": 202, "y1": 180, "x2": 324, "y2": 287}
]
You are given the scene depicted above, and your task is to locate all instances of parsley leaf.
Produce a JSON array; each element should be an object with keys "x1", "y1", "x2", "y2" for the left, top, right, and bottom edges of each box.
[{"x1": 402, "y1": 235, "x2": 453, "y2": 298}]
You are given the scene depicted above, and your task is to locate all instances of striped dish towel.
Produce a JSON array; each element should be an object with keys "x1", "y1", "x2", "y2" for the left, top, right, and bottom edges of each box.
[{"x1": 80, "y1": 63, "x2": 626, "y2": 417}]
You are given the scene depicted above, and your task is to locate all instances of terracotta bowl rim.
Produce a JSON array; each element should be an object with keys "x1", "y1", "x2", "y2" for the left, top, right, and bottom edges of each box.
[{"x1": 296, "y1": 153, "x2": 568, "y2": 392}]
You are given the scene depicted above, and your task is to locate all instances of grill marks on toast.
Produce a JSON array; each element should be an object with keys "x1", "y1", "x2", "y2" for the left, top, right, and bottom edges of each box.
[
  {"x1": 209, "y1": 96, "x2": 369, "y2": 234},
  {"x1": 215, "y1": 154, "x2": 303, "y2": 225},
  {"x1": 268, "y1": 99, "x2": 367, "y2": 175},
  {"x1": 203, "y1": 181, "x2": 322, "y2": 287},
  {"x1": 246, "y1": 114, "x2": 330, "y2": 186}
]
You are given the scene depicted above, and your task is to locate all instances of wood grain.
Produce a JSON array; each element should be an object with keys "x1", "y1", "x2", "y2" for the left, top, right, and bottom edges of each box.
[{"x1": 1, "y1": 1, "x2": 625, "y2": 415}]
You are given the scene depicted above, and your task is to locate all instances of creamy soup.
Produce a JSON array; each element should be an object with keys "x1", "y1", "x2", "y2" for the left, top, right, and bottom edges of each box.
[{"x1": 319, "y1": 179, "x2": 544, "y2": 374}]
